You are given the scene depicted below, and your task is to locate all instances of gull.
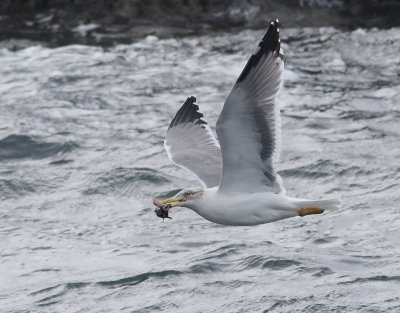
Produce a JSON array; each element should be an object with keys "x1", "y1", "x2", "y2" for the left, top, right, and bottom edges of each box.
[{"x1": 156, "y1": 20, "x2": 340, "y2": 226}]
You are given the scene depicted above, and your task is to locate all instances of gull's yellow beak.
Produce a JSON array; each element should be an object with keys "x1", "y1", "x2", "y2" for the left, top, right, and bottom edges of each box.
[{"x1": 161, "y1": 198, "x2": 186, "y2": 207}]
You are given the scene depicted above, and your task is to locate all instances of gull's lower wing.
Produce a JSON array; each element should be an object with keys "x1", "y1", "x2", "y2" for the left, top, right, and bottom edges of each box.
[
  {"x1": 164, "y1": 96, "x2": 222, "y2": 188},
  {"x1": 216, "y1": 20, "x2": 284, "y2": 193}
]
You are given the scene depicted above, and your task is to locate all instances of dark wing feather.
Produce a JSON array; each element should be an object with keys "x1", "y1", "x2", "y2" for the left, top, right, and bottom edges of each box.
[
  {"x1": 216, "y1": 20, "x2": 285, "y2": 193},
  {"x1": 165, "y1": 97, "x2": 222, "y2": 188}
]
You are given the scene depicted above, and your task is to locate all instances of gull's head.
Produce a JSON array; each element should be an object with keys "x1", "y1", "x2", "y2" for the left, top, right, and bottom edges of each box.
[{"x1": 161, "y1": 188, "x2": 204, "y2": 208}]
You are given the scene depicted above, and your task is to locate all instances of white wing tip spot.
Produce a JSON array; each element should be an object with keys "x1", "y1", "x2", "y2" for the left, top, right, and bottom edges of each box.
[
  {"x1": 253, "y1": 45, "x2": 261, "y2": 55},
  {"x1": 271, "y1": 19, "x2": 279, "y2": 25}
]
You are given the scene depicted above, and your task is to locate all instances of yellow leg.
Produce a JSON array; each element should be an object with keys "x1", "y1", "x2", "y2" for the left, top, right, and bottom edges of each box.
[{"x1": 297, "y1": 207, "x2": 324, "y2": 217}]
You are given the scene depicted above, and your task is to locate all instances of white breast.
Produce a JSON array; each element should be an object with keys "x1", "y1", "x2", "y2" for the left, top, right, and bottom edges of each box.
[{"x1": 188, "y1": 188, "x2": 297, "y2": 226}]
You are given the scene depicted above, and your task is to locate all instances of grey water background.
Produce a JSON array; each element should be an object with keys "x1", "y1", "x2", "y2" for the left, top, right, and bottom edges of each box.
[{"x1": 1, "y1": 25, "x2": 400, "y2": 312}]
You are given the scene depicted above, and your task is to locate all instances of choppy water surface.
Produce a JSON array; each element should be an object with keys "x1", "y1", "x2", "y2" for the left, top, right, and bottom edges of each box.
[{"x1": 1, "y1": 27, "x2": 399, "y2": 312}]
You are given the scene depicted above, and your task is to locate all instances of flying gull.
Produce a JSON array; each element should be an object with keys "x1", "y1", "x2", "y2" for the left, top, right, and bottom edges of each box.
[{"x1": 154, "y1": 20, "x2": 340, "y2": 226}]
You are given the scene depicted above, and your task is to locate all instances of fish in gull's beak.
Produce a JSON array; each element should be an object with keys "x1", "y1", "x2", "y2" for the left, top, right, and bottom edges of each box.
[
  {"x1": 153, "y1": 197, "x2": 186, "y2": 220},
  {"x1": 154, "y1": 189, "x2": 202, "y2": 220},
  {"x1": 153, "y1": 198, "x2": 172, "y2": 220}
]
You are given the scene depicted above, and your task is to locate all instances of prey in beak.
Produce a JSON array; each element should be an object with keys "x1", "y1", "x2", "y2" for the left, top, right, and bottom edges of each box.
[
  {"x1": 153, "y1": 199, "x2": 171, "y2": 220},
  {"x1": 154, "y1": 206, "x2": 171, "y2": 220},
  {"x1": 153, "y1": 197, "x2": 186, "y2": 221}
]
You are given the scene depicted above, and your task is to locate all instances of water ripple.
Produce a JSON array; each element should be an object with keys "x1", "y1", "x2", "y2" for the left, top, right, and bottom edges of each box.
[
  {"x1": 340, "y1": 275, "x2": 400, "y2": 285},
  {"x1": 83, "y1": 167, "x2": 171, "y2": 196},
  {"x1": 0, "y1": 134, "x2": 78, "y2": 160},
  {"x1": 96, "y1": 270, "x2": 182, "y2": 287},
  {"x1": 235, "y1": 255, "x2": 301, "y2": 271}
]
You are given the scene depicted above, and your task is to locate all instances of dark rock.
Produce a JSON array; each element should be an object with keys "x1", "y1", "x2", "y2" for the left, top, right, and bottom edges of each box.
[{"x1": 0, "y1": 0, "x2": 399, "y2": 47}]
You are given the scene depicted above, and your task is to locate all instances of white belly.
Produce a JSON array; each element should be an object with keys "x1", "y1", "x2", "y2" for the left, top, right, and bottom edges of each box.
[{"x1": 188, "y1": 189, "x2": 298, "y2": 226}]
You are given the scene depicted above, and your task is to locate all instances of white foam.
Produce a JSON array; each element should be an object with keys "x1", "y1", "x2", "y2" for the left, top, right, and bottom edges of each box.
[
  {"x1": 73, "y1": 23, "x2": 100, "y2": 36},
  {"x1": 373, "y1": 87, "x2": 398, "y2": 99},
  {"x1": 283, "y1": 69, "x2": 299, "y2": 81},
  {"x1": 145, "y1": 35, "x2": 158, "y2": 44}
]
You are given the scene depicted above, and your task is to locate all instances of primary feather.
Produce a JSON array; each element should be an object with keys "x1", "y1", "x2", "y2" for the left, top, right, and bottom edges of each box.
[{"x1": 164, "y1": 96, "x2": 222, "y2": 188}]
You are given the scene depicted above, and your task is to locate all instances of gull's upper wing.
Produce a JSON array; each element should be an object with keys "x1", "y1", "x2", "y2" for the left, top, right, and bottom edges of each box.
[
  {"x1": 216, "y1": 20, "x2": 284, "y2": 193},
  {"x1": 164, "y1": 96, "x2": 222, "y2": 188}
]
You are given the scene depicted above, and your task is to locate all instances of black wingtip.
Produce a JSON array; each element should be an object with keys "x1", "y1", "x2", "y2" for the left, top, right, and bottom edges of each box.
[
  {"x1": 169, "y1": 96, "x2": 207, "y2": 130},
  {"x1": 237, "y1": 19, "x2": 282, "y2": 83}
]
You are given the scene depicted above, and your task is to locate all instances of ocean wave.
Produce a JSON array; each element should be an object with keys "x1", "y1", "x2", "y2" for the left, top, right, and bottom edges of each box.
[
  {"x1": 82, "y1": 167, "x2": 172, "y2": 197},
  {"x1": 0, "y1": 134, "x2": 77, "y2": 161},
  {"x1": 235, "y1": 255, "x2": 301, "y2": 271},
  {"x1": 339, "y1": 275, "x2": 400, "y2": 285},
  {"x1": 97, "y1": 270, "x2": 182, "y2": 287}
]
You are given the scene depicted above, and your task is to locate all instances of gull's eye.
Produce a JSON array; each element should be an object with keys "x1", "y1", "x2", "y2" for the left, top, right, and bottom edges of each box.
[{"x1": 184, "y1": 191, "x2": 191, "y2": 198}]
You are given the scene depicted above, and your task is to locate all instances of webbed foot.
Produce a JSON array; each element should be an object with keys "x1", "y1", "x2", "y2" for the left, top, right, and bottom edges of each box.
[{"x1": 297, "y1": 207, "x2": 324, "y2": 217}]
